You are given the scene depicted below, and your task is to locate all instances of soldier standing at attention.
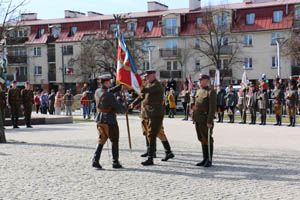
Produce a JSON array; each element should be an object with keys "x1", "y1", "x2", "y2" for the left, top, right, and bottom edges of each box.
[
  {"x1": 216, "y1": 85, "x2": 226, "y2": 123},
  {"x1": 271, "y1": 80, "x2": 284, "y2": 126},
  {"x1": 247, "y1": 83, "x2": 258, "y2": 125},
  {"x1": 0, "y1": 83, "x2": 6, "y2": 126},
  {"x1": 193, "y1": 74, "x2": 216, "y2": 168},
  {"x1": 224, "y1": 85, "x2": 237, "y2": 123},
  {"x1": 285, "y1": 80, "x2": 298, "y2": 127},
  {"x1": 257, "y1": 85, "x2": 268, "y2": 125},
  {"x1": 8, "y1": 80, "x2": 22, "y2": 128},
  {"x1": 21, "y1": 82, "x2": 34, "y2": 128},
  {"x1": 131, "y1": 72, "x2": 175, "y2": 163},
  {"x1": 92, "y1": 75, "x2": 127, "y2": 169}
]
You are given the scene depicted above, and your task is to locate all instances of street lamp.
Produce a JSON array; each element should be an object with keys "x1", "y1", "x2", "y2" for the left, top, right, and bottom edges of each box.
[
  {"x1": 61, "y1": 45, "x2": 65, "y2": 92},
  {"x1": 146, "y1": 45, "x2": 155, "y2": 70},
  {"x1": 275, "y1": 37, "x2": 284, "y2": 78}
]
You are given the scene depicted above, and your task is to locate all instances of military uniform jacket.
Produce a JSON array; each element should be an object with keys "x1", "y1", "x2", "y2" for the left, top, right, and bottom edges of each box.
[
  {"x1": 0, "y1": 91, "x2": 6, "y2": 109},
  {"x1": 8, "y1": 88, "x2": 21, "y2": 106},
  {"x1": 237, "y1": 89, "x2": 246, "y2": 106},
  {"x1": 193, "y1": 86, "x2": 216, "y2": 124},
  {"x1": 132, "y1": 79, "x2": 164, "y2": 119},
  {"x1": 247, "y1": 90, "x2": 257, "y2": 109},
  {"x1": 96, "y1": 85, "x2": 125, "y2": 125},
  {"x1": 286, "y1": 90, "x2": 299, "y2": 107},
  {"x1": 217, "y1": 89, "x2": 226, "y2": 106},
  {"x1": 224, "y1": 90, "x2": 237, "y2": 107},
  {"x1": 271, "y1": 88, "x2": 283, "y2": 105},
  {"x1": 21, "y1": 89, "x2": 34, "y2": 107},
  {"x1": 257, "y1": 91, "x2": 268, "y2": 109}
]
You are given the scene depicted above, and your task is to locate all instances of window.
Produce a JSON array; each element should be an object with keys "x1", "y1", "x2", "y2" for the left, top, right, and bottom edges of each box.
[
  {"x1": 13, "y1": 49, "x2": 26, "y2": 56},
  {"x1": 13, "y1": 30, "x2": 28, "y2": 37},
  {"x1": 244, "y1": 58, "x2": 253, "y2": 69},
  {"x1": 34, "y1": 66, "x2": 42, "y2": 75},
  {"x1": 167, "y1": 61, "x2": 178, "y2": 71},
  {"x1": 244, "y1": 34, "x2": 253, "y2": 46},
  {"x1": 17, "y1": 66, "x2": 27, "y2": 76},
  {"x1": 34, "y1": 47, "x2": 41, "y2": 56},
  {"x1": 38, "y1": 29, "x2": 45, "y2": 38},
  {"x1": 70, "y1": 27, "x2": 77, "y2": 36},
  {"x1": 246, "y1": 13, "x2": 255, "y2": 25},
  {"x1": 165, "y1": 18, "x2": 177, "y2": 35},
  {"x1": 63, "y1": 45, "x2": 73, "y2": 55},
  {"x1": 271, "y1": 33, "x2": 280, "y2": 45},
  {"x1": 216, "y1": 13, "x2": 228, "y2": 26},
  {"x1": 222, "y1": 37, "x2": 228, "y2": 46},
  {"x1": 166, "y1": 40, "x2": 178, "y2": 49},
  {"x1": 195, "y1": 60, "x2": 200, "y2": 71},
  {"x1": 271, "y1": 56, "x2": 278, "y2": 68},
  {"x1": 18, "y1": 30, "x2": 23, "y2": 37},
  {"x1": 143, "y1": 61, "x2": 150, "y2": 71},
  {"x1": 194, "y1": 38, "x2": 200, "y2": 48},
  {"x1": 53, "y1": 27, "x2": 60, "y2": 38},
  {"x1": 273, "y1": 10, "x2": 283, "y2": 23},
  {"x1": 218, "y1": 59, "x2": 229, "y2": 70},
  {"x1": 145, "y1": 21, "x2": 153, "y2": 32},
  {"x1": 64, "y1": 64, "x2": 73, "y2": 75},
  {"x1": 129, "y1": 23, "x2": 136, "y2": 31},
  {"x1": 196, "y1": 17, "x2": 202, "y2": 28},
  {"x1": 109, "y1": 24, "x2": 117, "y2": 33},
  {"x1": 296, "y1": 9, "x2": 300, "y2": 20},
  {"x1": 142, "y1": 41, "x2": 152, "y2": 51}
]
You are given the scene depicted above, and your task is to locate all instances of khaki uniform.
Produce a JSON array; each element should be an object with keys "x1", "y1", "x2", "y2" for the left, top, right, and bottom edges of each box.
[
  {"x1": 8, "y1": 88, "x2": 22, "y2": 127},
  {"x1": 285, "y1": 89, "x2": 298, "y2": 126},
  {"x1": 0, "y1": 91, "x2": 6, "y2": 126},
  {"x1": 257, "y1": 90, "x2": 268, "y2": 125},
  {"x1": 21, "y1": 89, "x2": 34, "y2": 127},
  {"x1": 271, "y1": 87, "x2": 284, "y2": 125}
]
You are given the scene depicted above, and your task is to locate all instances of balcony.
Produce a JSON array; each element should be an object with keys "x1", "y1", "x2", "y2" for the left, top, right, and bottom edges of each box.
[
  {"x1": 293, "y1": 19, "x2": 300, "y2": 31},
  {"x1": 209, "y1": 69, "x2": 232, "y2": 78},
  {"x1": 160, "y1": 70, "x2": 182, "y2": 79},
  {"x1": 48, "y1": 53, "x2": 55, "y2": 63},
  {"x1": 162, "y1": 26, "x2": 179, "y2": 36},
  {"x1": 6, "y1": 37, "x2": 28, "y2": 45},
  {"x1": 48, "y1": 72, "x2": 56, "y2": 82},
  {"x1": 7, "y1": 55, "x2": 27, "y2": 64},
  {"x1": 291, "y1": 66, "x2": 300, "y2": 76},
  {"x1": 219, "y1": 45, "x2": 232, "y2": 56},
  {"x1": 159, "y1": 48, "x2": 181, "y2": 58}
]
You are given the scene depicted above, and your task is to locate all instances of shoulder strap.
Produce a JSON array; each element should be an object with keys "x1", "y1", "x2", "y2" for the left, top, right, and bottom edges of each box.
[{"x1": 97, "y1": 90, "x2": 107, "y2": 109}]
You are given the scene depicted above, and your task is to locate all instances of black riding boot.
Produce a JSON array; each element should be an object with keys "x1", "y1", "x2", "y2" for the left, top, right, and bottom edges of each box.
[
  {"x1": 112, "y1": 143, "x2": 122, "y2": 169},
  {"x1": 196, "y1": 145, "x2": 208, "y2": 166},
  {"x1": 217, "y1": 113, "x2": 221, "y2": 122},
  {"x1": 142, "y1": 143, "x2": 155, "y2": 166},
  {"x1": 279, "y1": 115, "x2": 282, "y2": 126},
  {"x1": 259, "y1": 115, "x2": 264, "y2": 125},
  {"x1": 228, "y1": 115, "x2": 232, "y2": 123},
  {"x1": 141, "y1": 137, "x2": 149, "y2": 157},
  {"x1": 263, "y1": 114, "x2": 267, "y2": 125},
  {"x1": 203, "y1": 145, "x2": 213, "y2": 168},
  {"x1": 221, "y1": 112, "x2": 224, "y2": 123},
  {"x1": 161, "y1": 141, "x2": 175, "y2": 161},
  {"x1": 274, "y1": 115, "x2": 279, "y2": 126},
  {"x1": 92, "y1": 144, "x2": 104, "y2": 169},
  {"x1": 232, "y1": 115, "x2": 235, "y2": 123},
  {"x1": 292, "y1": 117, "x2": 296, "y2": 127},
  {"x1": 288, "y1": 117, "x2": 292, "y2": 127}
]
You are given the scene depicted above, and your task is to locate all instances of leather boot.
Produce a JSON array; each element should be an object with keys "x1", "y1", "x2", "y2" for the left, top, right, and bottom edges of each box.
[
  {"x1": 161, "y1": 141, "x2": 175, "y2": 161},
  {"x1": 227, "y1": 115, "x2": 232, "y2": 123},
  {"x1": 263, "y1": 114, "x2": 267, "y2": 125},
  {"x1": 232, "y1": 115, "x2": 235, "y2": 123},
  {"x1": 292, "y1": 117, "x2": 295, "y2": 127},
  {"x1": 196, "y1": 145, "x2": 208, "y2": 166},
  {"x1": 142, "y1": 143, "x2": 155, "y2": 166},
  {"x1": 249, "y1": 115, "x2": 253, "y2": 125},
  {"x1": 112, "y1": 143, "x2": 122, "y2": 169},
  {"x1": 288, "y1": 117, "x2": 292, "y2": 127},
  {"x1": 92, "y1": 144, "x2": 104, "y2": 169},
  {"x1": 274, "y1": 115, "x2": 279, "y2": 126},
  {"x1": 259, "y1": 115, "x2": 263, "y2": 125},
  {"x1": 221, "y1": 112, "x2": 224, "y2": 123},
  {"x1": 203, "y1": 145, "x2": 213, "y2": 168},
  {"x1": 217, "y1": 113, "x2": 221, "y2": 122},
  {"x1": 279, "y1": 116, "x2": 282, "y2": 126},
  {"x1": 141, "y1": 137, "x2": 149, "y2": 157}
]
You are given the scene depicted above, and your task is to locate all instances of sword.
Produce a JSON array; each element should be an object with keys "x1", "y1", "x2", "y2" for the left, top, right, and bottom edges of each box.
[{"x1": 207, "y1": 127, "x2": 211, "y2": 162}]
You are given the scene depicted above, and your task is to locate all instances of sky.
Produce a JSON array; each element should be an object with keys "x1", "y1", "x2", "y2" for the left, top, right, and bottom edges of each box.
[{"x1": 8, "y1": 0, "x2": 242, "y2": 20}]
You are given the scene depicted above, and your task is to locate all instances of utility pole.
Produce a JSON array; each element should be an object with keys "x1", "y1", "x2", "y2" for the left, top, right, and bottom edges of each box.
[
  {"x1": 147, "y1": 46, "x2": 155, "y2": 70},
  {"x1": 275, "y1": 37, "x2": 284, "y2": 78},
  {"x1": 61, "y1": 46, "x2": 65, "y2": 92}
]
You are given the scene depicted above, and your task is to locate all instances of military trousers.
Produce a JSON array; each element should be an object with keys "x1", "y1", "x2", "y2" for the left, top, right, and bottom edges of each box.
[
  {"x1": 141, "y1": 118, "x2": 167, "y2": 142},
  {"x1": 24, "y1": 105, "x2": 32, "y2": 126},
  {"x1": 274, "y1": 103, "x2": 282, "y2": 116},
  {"x1": 0, "y1": 107, "x2": 5, "y2": 126},
  {"x1": 10, "y1": 104, "x2": 20, "y2": 125},
  {"x1": 287, "y1": 106, "x2": 296, "y2": 118},
  {"x1": 144, "y1": 116, "x2": 164, "y2": 157},
  {"x1": 249, "y1": 107, "x2": 257, "y2": 119},
  {"x1": 97, "y1": 123, "x2": 119, "y2": 145},
  {"x1": 195, "y1": 122, "x2": 214, "y2": 145}
]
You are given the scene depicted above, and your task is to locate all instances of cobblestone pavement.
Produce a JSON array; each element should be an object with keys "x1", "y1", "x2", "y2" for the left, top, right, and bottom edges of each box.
[{"x1": 1, "y1": 116, "x2": 300, "y2": 200}]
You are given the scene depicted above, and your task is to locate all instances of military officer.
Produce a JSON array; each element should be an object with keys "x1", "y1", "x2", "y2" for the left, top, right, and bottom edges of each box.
[
  {"x1": 247, "y1": 83, "x2": 258, "y2": 125},
  {"x1": 237, "y1": 85, "x2": 247, "y2": 124},
  {"x1": 271, "y1": 80, "x2": 284, "y2": 126},
  {"x1": 8, "y1": 80, "x2": 22, "y2": 128},
  {"x1": 0, "y1": 83, "x2": 6, "y2": 126},
  {"x1": 285, "y1": 80, "x2": 298, "y2": 127},
  {"x1": 131, "y1": 72, "x2": 174, "y2": 162},
  {"x1": 21, "y1": 82, "x2": 34, "y2": 128},
  {"x1": 92, "y1": 75, "x2": 127, "y2": 169},
  {"x1": 224, "y1": 85, "x2": 237, "y2": 123},
  {"x1": 216, "y1": 85, "x2": 226, "y2": 123},
  {"x1": 192, "y1": 74, "x2": 216, "y2": 168},
  {"x1": 131, "y1": 70, "x2": 166, "y2": 166},
  {"x1": 257, "y1": 85, "x2": 268, "y2": 125}
]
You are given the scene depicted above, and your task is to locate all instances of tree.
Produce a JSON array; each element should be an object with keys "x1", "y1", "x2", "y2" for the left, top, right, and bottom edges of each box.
[
  {"x1": 191, "y1": 7, "x2": 244, "y2": 82},
  {"x1": 0, "y1": 0, "x2": 27, "y2": 143}
]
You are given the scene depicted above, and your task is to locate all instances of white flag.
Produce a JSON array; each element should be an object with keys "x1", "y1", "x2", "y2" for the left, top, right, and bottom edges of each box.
[
  {"x1": 214, "y1": 69, "x2": 220, "y2": 87},
  {"x1": 242, "y1": 71, "x2": 249, "y2": 88}
]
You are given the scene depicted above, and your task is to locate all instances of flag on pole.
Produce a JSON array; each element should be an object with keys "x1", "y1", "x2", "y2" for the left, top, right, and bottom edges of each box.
[
  {"x1": 214, "y1": 69, "x2": 220, "y2": 87},
  {"x1": 241, "y1": 71, "x2": 249, "y2": 88},
  {"x1": 116, "y1": 34, "x2": 143, "y2": 96}
]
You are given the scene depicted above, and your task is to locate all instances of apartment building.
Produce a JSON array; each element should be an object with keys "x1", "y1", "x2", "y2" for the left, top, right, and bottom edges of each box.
[{"x1": 2, "y1": 0, "x2": 300, "y2": 92}]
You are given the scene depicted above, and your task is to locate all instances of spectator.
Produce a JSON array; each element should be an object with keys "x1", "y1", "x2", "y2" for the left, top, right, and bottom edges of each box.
[
  {"x1": 80, "y1": 92, "x2": 89, "y2": 119},
  {"x1": 34, "y1": 92, "x2": 41, "y2": 114},
  {"x1": 63, "y1": 90, "x2": 74, "y2": 116},
  {"x1": 168, "y1": 88, "x2": 176, "y2": 118},
  {"x1": 179, "y1": 85, "x2": 190, "y2": 120},
  {"x1": 54, "y1": 92, "x2": 63, "y2": 115},
  {"x1": 40, "y1": 91, "x2": 49, "y2": 114},
  {"x1": 48, "y1": 89, "x2": 56, "y2": 115}
]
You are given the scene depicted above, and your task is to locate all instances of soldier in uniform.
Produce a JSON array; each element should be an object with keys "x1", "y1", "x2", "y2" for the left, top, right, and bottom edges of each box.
[
  {"x1": 257, "y1": 85, "x2": 268, "y2": 125},
  {"x1": 247, "y1": 83, "x2": 258, "y2": 125},
  {"x1": 131, "y1": 70, "x2": 166, "y2": 166},
  {"x1": 131, "y1": 72, "x2": 174, "y2": 162},
  {"x1": 224, "y1": 85, "x2": 237, "y2": 123},
  {"x1": 21, "y1": 82, "x2": 34, "y2": 128},
  {"x1": 0, "y1": 83, "x2": 6, "y2": 126},
  {"x1": 285, "y1": 80, "x2": 298, "y2": 127},
  {"x1": 8, "y1": 80, "x2": 22, "y2": 128},
  {"x1": 271, "y1": 80, "x2": 284, "y2": 126},
  {"x1": 92, "y1": 75, "x2": 127, "y2": 169},
  {"x1": 237, "y1": 85, "x2": 247, "y2": 124},
  {"x1": 216, "y1": 85, "x2": 226, "y2": 123},
  {"x1": 193, "y1": 74, "x2": 216, "y2": 168}
]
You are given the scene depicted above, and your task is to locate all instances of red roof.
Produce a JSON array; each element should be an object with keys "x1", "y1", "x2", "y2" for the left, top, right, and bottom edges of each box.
[{"x1": 26, "y1": 25, "x2": 49, "y2": 44}]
